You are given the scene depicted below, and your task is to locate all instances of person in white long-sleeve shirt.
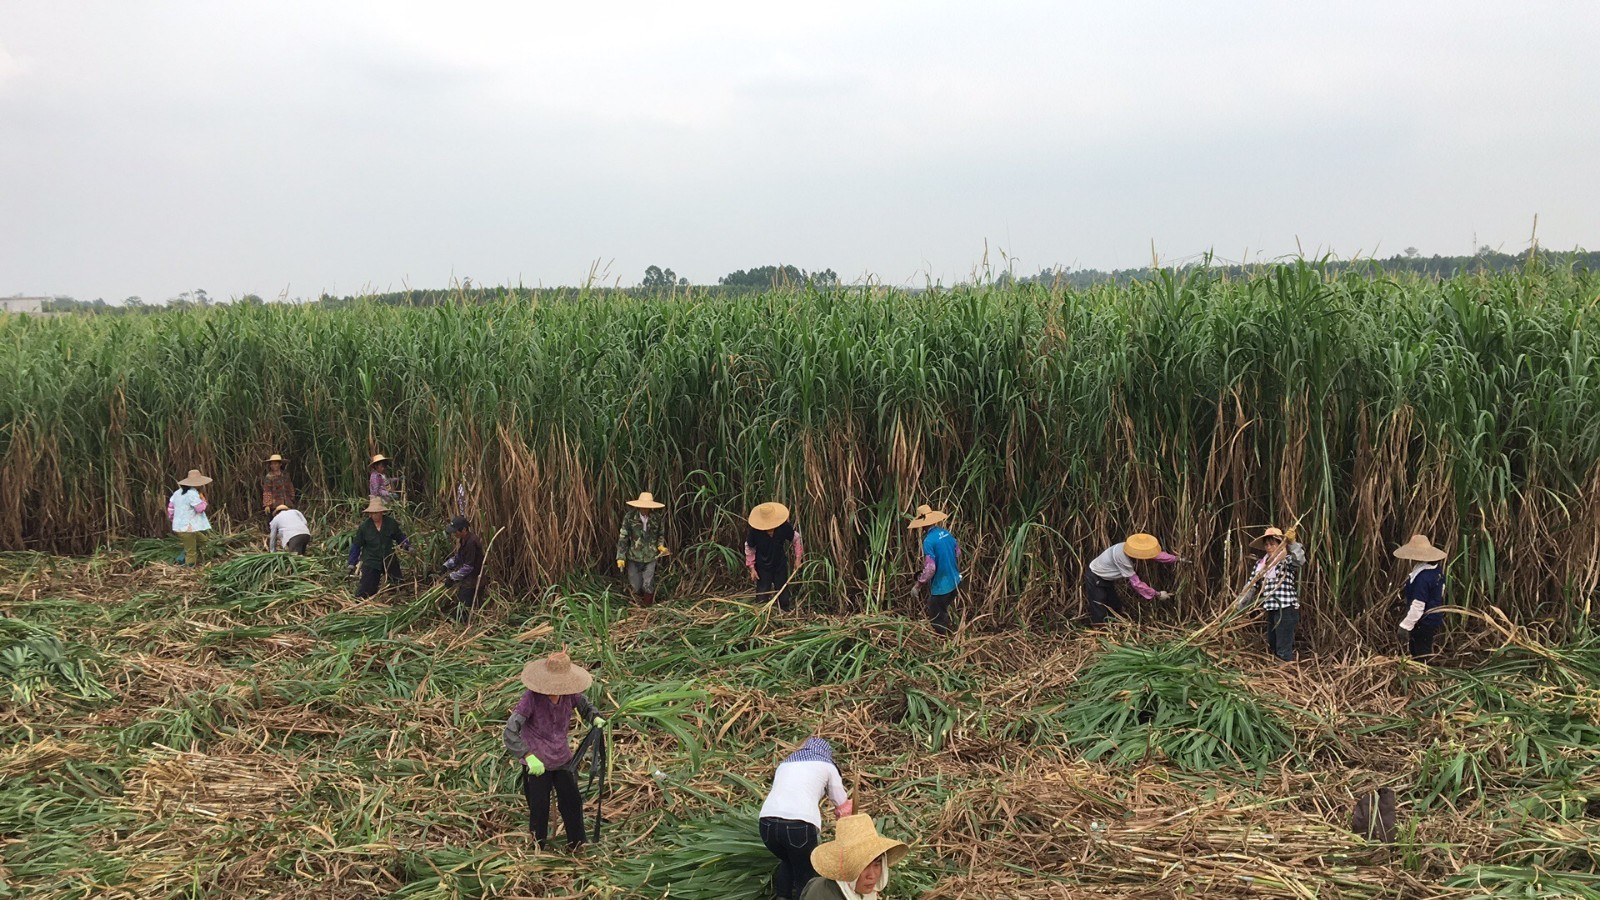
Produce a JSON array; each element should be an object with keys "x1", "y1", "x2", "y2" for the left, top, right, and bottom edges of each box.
[
  {"x1": 759, "y1": 737, "x2": 853, "y2": 900},
  {"x1": 268, "y1": 504, "x2": 311, "y2": 555}
]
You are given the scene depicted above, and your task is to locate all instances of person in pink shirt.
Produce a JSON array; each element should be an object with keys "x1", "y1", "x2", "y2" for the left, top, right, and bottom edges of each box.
[{"x1": 1084, "y1": 533, "x2": 1180, "y2": 625}]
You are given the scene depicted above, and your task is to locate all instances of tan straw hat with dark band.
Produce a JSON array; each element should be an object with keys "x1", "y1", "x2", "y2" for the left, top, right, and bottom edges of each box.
[
  {"x1": 178, "y1": 469, "x2": 213, "y2": 487},
  {"x1": 520, "y1": 650, "x2": 594, "y2": 695},
  {"x1": 1393, "y1": 534, "x2": 1446, "y2": 562},
  {"x1": 265, "y1": 453, "x2": 285, "y2": 463},
  {"x1": 626, "y1": 491, "x2": 665, "y2": 509},
  {"x1": 370, "y1": 454, "x2": 390, "y2": 465},
  {"x1": 1124, "y1": 533, "x2": 1163, "y2": 559},
  {"x1": 1249, "y1": 526, "x2": 1285, "y2": 551},
  {"x1": 810, "y1": 814, "x2": 909, "y2": 883},
  {"x1": 908, "y1": 504, "x2": 947, "y2": 529},
  {"x1": 273, "y1": 504, "x2": 290, "y2": 513},
  {"x1": 749, "y1": 502, "x2": 790, "y2": 530},
  {"x1": 363, "y1": 497, "x2": 389, "y2": 514}
]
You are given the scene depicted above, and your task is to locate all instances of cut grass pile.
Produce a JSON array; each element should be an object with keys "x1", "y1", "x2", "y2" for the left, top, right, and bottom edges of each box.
[{"x1": 2, "y1": 539, "x2": 1598, "y2": 898}]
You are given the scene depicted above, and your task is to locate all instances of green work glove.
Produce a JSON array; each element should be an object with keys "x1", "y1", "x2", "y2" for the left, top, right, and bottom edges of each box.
[
  {"x1": 592, "y1": 717, "x2": 607, "y2": 729},
  {"x1": 616, "y1": 559, "x2": 625, "y2": 571},
  {"x1": 524, "y1": 753, "x2": 545, "y2": 776}
]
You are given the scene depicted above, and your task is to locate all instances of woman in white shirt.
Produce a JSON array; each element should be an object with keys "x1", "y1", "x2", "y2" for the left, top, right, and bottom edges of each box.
[
  {"x1": 759, "y1": 737, "x2": 853, "y2": 900},
  {"x1": 167, "y1": 469, "x2": 212, "y2": 566},
  {"x1": 268, "y1": 504, "x2": 311, "y2": 555}
]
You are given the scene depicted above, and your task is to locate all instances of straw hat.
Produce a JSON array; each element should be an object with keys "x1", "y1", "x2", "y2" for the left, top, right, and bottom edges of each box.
[
  {"x1": 1393, "y1": 534, "x2": 1446, "y2": 562},
  {"x1": 908, "y1": 504, "x2": 948, "y2": 529},
  {"x1": 1124, "y1": 533, "x2": 1163, "y2": 559},
  {"x1": 265, "y1": 453, "x2": 286, "y2": 463},
  {"x1": 177, "y1": 469, "x2": 213, "y2": 487},
  {"x1": 520, "y1": 650, "x2": 594, "y2": 695},
  {"x1": 1249, "y1": 526, "x2": 1285, "y2": 551},
  {"x1": 370, "y1": 454, "x2": 390, "y2": 466},
  {"x1": 626, "y1": 491, "x2": 665, "y2": 509},
  {"x1": 363, "y1": 497, "x2": 389, "y2": 514},
  {"x1": 273, "y1": 504, "x2": 290, "y2": 513},
  {"x1": 749, "y1": 502, "x2": 790, "y2": 531},
  {"x1": 810, "y1": 814, "x2": 909, "y2": 883}
]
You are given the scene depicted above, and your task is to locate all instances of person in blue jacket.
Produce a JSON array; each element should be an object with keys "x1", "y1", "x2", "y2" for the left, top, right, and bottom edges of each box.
[
  {"x1": 909, "y1": 504, "x2": 961, "y2": 634},
  {"x1": 1393, "y1": 534, "x2": 1447, "y2": 659}
]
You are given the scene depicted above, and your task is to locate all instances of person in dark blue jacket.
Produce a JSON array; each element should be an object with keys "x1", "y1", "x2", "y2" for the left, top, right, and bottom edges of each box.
[
  {"x1": 910, "y1": 504, "x2": 961, "y2": 634},
  {"x1": 1394, "y1": 534, "x2": 1447, "y2": 659}
]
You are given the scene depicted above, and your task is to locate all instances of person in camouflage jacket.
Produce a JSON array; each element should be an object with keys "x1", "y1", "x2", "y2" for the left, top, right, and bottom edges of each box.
[{"x1": 615, "y1": 491, "x2": 669, "y2": 605}]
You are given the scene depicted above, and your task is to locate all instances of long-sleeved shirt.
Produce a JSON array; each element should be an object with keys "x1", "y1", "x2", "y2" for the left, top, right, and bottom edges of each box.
[
  {"x1": 369, "y1": 471, "x2": 394, "y2": 500},
  {"x1": 746, "y1": 523, "x2": 803, "y2": 577},
  {"x1": 262, "y1": 471, "x2": 296, "y2": 511},
  {"x1": 268, "y1": 508, "x2": 310, "y2": 551},
  {"x1": 444, "y1": 533, "x2": 484, "y2": 586},
  {"x1": 758, "y1": 759, "x2": 849, "y2": 828},
  {"x1": 1088, "y1": 543, "x2": 1178, "y2": 600},
  {"x1": 1249, "y1": 542, "x2": 1306, "y2": 610},
  {"x1": 502, "y1": 690, "x2": 599, "y2": 769},
  {"x1": 917, "y1": 526, "x2": 962, "y2": 595},
  {"x1": 347, "y1": 515, "x2": 410, "y2": 568},
  {"x1": 168, "y1": 489, "x2": 210, "y2": 533},
  {"x1": 1399, "y1": 564, "x2": 1445, "y2": 630},
  {"x1": 615, "y1": 511, "x2": 665, "y2": 563}
]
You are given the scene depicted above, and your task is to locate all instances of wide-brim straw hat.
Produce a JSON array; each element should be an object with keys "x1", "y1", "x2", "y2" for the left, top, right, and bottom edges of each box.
[
  {"x1": 810, "y1": 814, "x2": 910, "y2": 883},
  {"x1": 626, "y1": 491, "x2": 665, "y2": 509},
  {"x1": 1393, "y1": 534, "x2": 1446, "y2": 562},
  {"x1": 749, "y1": 502, "x2": 790, "y2": 530},
  {"x1": 520, "y1": 650, "x2": 594, "y2": 695},
  {"x1": 363, "y1": 497, "x2": 389, "y2": 514},
  {"x1": 273, "y1": 504, "x2": 290, "y2": 513},
  {"x1": 1124, "y1": 533, "x2": 1163, "y2": 559},
  {"x1": 908, "y1": 504, "x2": 948, "y2": 529},
  {"x1": 178, "y1": 468, "x2": 213, "y2": 487},
  {"x1": 1249, "y1": 526, "x2": 1285, "y2": 551},
  {"x1": 369, "y1": 453, "x2": 390, "y2": 466}
]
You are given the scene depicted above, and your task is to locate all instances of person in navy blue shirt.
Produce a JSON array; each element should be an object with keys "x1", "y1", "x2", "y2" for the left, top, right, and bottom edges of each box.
[
  {"x1": 910, "y1": 504, "x2": 961, "y2": 634},
  {"x1": 1394, "y1": 534, "x2": 1447, "y2": 659}
]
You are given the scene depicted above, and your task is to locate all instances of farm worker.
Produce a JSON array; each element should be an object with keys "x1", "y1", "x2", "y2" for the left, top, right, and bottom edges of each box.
[
  {"x1": 167, "y1": 469, "x2": 213, "y2": 567},
  {"x1": 368, "y1": 453, "x2": 396, "y2": 501},
  {"x1": 1394, "y1": 534, "x2": 1447, "y2": 659},
  {"x1": 747, "y1": 502, "x2": 804, "y2": 610},
  {"x1": 909, "y1": 504, "x2": 960, "y2": 634},
  {"x1": 268, "y1": 503, "x2": 311, "y2": 555},
  {"x1": 441, "y1": 516, "x2": 485, "y2": 622},
  {"x1": 261, "y1": 453, "x2": 296, "y2": 520},
  {"x1": 1084, "y1": 533, "x2": 1180, "y2": 625},
  {"x1": 800, "y1": 814, "x2": 910, "y2": 900},
  {"x1": 502, "y1": 650, "x2": 606, "y2": 850},
  {"x1": 346, "y1": 497, "x2": 411, "y2": 598},
  {"x1": 615, "y1": 491, "x2": 669, "y2": 606},
  {"x1": 1240, "y1": 526, "x2": 1306, "y2": 662},
  {"x1": 758, "y1": 737, "x2": 854, "y2": 900}
]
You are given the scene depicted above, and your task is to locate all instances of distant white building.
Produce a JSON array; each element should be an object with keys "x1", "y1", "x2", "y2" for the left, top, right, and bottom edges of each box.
[{"x1": 2, "y1": 296, "x2": 46, "y2": 314}]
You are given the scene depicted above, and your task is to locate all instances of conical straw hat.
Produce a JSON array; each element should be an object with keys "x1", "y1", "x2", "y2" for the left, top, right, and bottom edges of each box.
[
  {"x1": 810, "y1": 814, "x2": 909, "y2": 882},
  {"x1": 1124, "y1": 533, "x2": 1163, "y2": 559},
  {"x1": 749, "y1": 502, "x2": 790, "y2": 530},
  {"x1": 626, "y1": 491, "x2": 665, "y2": 509},
  {"x1": 520, "y1": 650, "x2": 594, "y2": 695},
  {"x1": 265, "y1": 453, "x2": 286, "y2": 463},
  {"x1": 370, "y1": 453, "x2": 390, "y2": 465},
  {"x1": 178, "y1": 469, "x2": 213, "y2": 487},
  {"x1": 363, "y1": 497, "x2": 389, "y2": 514},
  {"x1": 908, "y1": 504, "x2": 947, "y2": 529},
  {"x1": 1393, "y1": 534, "x2": 1446, "y2": 562},
  {"x1": 1249, "y1": 526, "x2": 1285, "y2": 551}
]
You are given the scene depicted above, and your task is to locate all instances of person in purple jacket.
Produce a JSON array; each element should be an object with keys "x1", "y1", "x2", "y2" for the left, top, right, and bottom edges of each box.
[{"x1": 502, "y1": 650, "x2": 607, "y2": 849}]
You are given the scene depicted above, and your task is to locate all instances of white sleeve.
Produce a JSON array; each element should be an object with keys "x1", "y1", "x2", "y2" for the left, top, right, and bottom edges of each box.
[
  {"x1": 1398, "y1": 600, "x2": 1426, "y2": 631},
  {"x1": 269, "y1": 517, "x2": 282, "y2": 551},
  {"x1": 825, "y1": 765, "x2": 848, "y2": 806}
]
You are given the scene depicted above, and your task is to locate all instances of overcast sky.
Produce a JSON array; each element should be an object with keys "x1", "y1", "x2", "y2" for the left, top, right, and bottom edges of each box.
[{"x1": 2, "y1": 1, "x2": 1596, "y2": 301}]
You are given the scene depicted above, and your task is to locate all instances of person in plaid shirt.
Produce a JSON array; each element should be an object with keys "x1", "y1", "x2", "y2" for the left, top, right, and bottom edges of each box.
[
  {"x1": 1243, "y1": 526, "x2": 1306, "y2": 662},
  {"x1": 261, "y1": 454, "x2": 296, "y2": 519}
]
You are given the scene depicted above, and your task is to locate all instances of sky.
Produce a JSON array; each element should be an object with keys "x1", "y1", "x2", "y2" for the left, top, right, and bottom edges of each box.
[{"x1": 1, "y1": 1, "x2": 1596, "y2": 302}]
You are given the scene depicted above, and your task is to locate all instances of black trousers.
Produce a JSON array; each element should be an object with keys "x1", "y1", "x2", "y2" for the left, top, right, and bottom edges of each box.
[
  {"x1": 1409, "y1": 620, "x2": 1440, "y2": 659},
  {"x1": 756, "y1": 566, "x2": 792, "y2": 610},
  {"x1": 1264, "y1": 607, "x2": 1298, "y2": 661},
  {"x1": 1085, "y1": 573, "x2": 1123, "y2": 625},
  {"x1": 451, "y1": 580, "x2": 482, "y2": 622},
  {"x1": 356, "y1": 557, "x2": 402, "y2": 598},
  {"x1": 524, "y1": 767, "x2": 587, "y2": 847},
  {"x1": 760, "y1": 817, "x2": 819, "y2": 900},
  {"x1": 285, "y1": 534, "x2": 310, "y2": 555},
  {"x1": 927, "y1": 588, "x2": 955, "y2": 634}
]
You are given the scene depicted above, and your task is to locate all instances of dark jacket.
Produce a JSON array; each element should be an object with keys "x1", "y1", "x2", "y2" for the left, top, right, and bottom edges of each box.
[
  {"x1": 1404, "y1": 565, "x2": 1445, "y2": 626},
  {"x1": 444, "y1": 532, "x2": 484, "y2": 587},
  {"x1": 347, "y1": 516, "x2": 409, "y2": 569},
  {"x1": 799, "y1": 878, "x2": 846, "y2": 900}
]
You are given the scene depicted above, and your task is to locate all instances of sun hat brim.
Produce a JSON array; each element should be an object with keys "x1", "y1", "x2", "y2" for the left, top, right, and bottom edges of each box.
[
  {"x1": 519, "y1": 658, "x2": 594, "y2": 695},
  {"x1": 626, "y1": 495, "x2": 665, "y2": 509},
  {"x1": 370, "y1": 454, "x2": 390, "y2": 465},
  {"x1": 749, "y1": 502, "x2": 791, "y2": 530},
  {"x1": 908, "y1": 510, "x2": 948, "y2": 529},
  {"x1": 1124, "y1": 533, "x2": 1163, "y2": 559},
  {"x1": 810, "y1": 816, "x2": 910, "y2": 882},
  {"x1": 363, "y1": 498, "x2": 389, "y2": 514},
  {"x1": 265, "y1": 454, "x2": 285, "y2": 463},
  {"x1": 178, "y1": 471, "x2": 213, "y2": 487},
  {"x1": 1393, "y1": 535, "x2": 1447, "y2": 562},
  {"x1": 1249, "y1": 527, "x2": 1285, "y2": 551}
]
